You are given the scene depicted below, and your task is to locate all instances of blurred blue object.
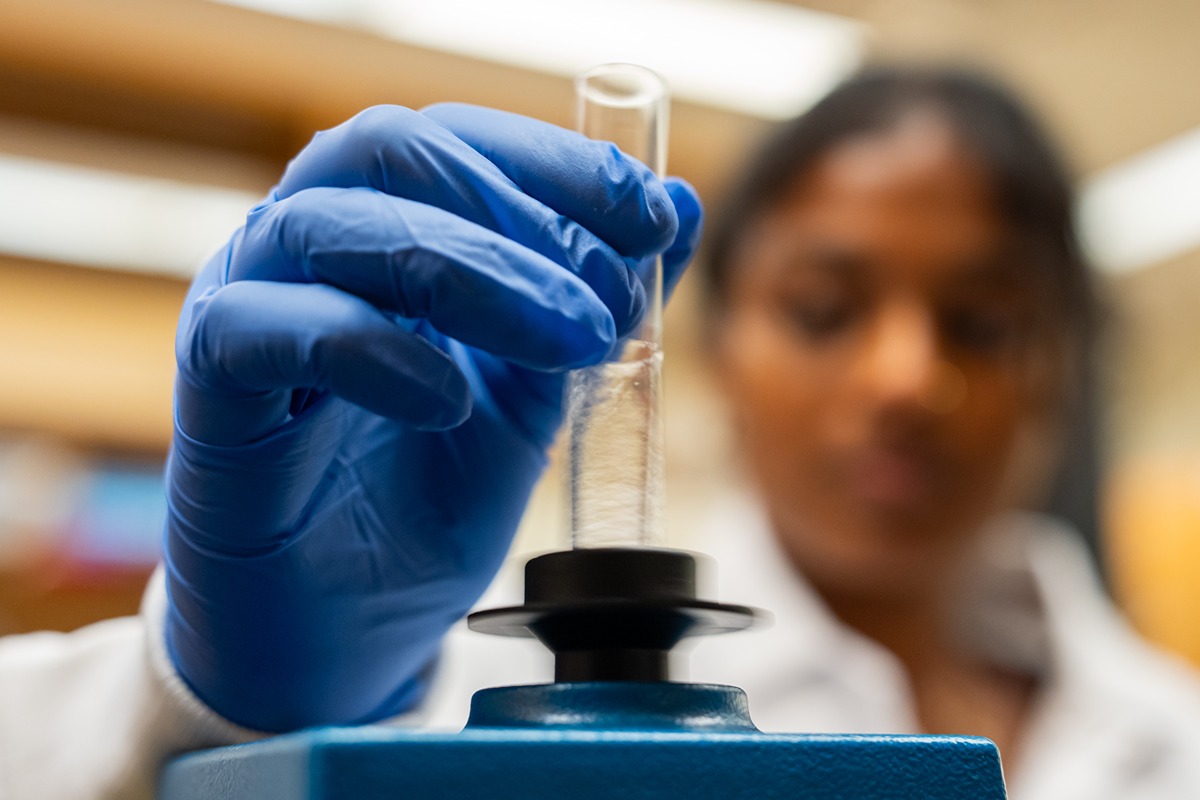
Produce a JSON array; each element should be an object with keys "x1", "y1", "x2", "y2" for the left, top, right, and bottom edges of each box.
[{"x1": 67, "y1": 464, "x2": 165, "y2": 566}]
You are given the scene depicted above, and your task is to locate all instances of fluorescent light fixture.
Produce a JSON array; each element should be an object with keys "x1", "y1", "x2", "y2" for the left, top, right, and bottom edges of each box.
[
  {"x1": 0, "y1": 154, "x2": 260, "y2": 277},
  {"x1": 213, "y1": 0, "x2": 865, "y2": 119},
  {"x1": 1080, "y1": 126, "x2": 1200, "y2": 274}
]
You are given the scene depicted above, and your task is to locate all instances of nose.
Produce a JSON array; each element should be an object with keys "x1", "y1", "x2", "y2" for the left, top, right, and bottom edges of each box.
[{"x1": 853, "y1": 302, "x2": 965, "y2": 416}]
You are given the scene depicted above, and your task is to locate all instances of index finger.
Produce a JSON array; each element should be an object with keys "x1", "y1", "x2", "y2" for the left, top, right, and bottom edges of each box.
[{"x1": 273, "y1": 104, "x2": 677, "y2": 260}]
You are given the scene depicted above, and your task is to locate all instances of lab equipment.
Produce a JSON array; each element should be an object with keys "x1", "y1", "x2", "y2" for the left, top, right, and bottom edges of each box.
[
  {"x1": 567, "y1": 63, "x2": 669, "y2": 548},
  {"x1": 161, "y1": 71, "x2": 1007, "y2": 800},
  {"x1": 468, "y1": 66, "x2": 757, "y2": 686},
  {"x1": 162, "y1": 101, "x2": 697, "y2": 732},
  {"x1": 162, "y1": 685, "x2": 1005, "y2": 799}
]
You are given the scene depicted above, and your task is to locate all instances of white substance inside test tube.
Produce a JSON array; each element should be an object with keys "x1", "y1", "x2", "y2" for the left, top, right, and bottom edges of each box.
[{"x1": 568, "y1": 342, "x2": 664, "y2": 548}]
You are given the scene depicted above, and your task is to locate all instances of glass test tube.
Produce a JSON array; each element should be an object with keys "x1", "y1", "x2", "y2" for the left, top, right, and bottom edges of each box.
[{"x1": 567, "y1": 64, "x2": 669, "y2": 549}]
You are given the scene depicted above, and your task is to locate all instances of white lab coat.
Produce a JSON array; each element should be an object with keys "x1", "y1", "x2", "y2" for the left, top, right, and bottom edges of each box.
[{"x1": 2, "y1": 494, "x2": 1199, "y2": 799}]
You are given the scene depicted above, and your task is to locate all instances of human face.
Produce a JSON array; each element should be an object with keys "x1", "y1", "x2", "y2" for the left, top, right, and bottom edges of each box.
[{"x1": 715, "y1": 116, "x2": 1061, "y2": 601}]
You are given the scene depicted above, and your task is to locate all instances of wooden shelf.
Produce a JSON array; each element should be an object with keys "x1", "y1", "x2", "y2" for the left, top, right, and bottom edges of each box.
[
  {"x1": 0, "y1": 0, "x2": 765, "y2": 198},
  {"x1": 0, "y1": 257, "x2": 186, "y2": 455}
]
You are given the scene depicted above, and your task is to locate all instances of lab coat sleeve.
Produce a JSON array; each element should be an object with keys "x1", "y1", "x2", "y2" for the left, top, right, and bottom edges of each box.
[{"x1": 0, "y1": 568, "x2": 259, "y2": 800}]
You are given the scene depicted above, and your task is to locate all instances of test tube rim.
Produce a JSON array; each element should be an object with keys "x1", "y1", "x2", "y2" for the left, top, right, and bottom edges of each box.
[{"x1": 574, "y1": 63, "x2": 668, "y2": 111}]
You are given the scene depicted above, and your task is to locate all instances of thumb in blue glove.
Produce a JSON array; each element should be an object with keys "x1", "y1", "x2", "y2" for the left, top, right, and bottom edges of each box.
[{"x1": 164, "y1": 103, "x2": 703, "y2": 732}]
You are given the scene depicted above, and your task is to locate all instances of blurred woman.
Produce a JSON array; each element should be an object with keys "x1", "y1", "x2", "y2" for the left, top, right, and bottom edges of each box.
[{"x1": 684, "y1": 66, "x2": 1200, "y2": 799}]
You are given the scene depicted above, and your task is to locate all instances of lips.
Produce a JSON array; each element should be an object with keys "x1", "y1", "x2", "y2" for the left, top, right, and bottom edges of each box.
[{"x1": 840, "y1": 444, "x2": 949, "y2": 512}]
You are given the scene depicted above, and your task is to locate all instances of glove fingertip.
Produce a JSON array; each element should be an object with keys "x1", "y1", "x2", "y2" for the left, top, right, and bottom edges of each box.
[
  {"x1": 522, "y1": 303, "x2": 618, "y2": 373},
  {"x1": 641, "y1": 174, "x2": 680, "y2": 254},
  {"x1": 664, "y1": 177, "x2": 704, "y2": 251},
  {"x1": 616, "y1": 276, "x2": 647, "y2": 341},
  {"x1": 366, "y1": 349, "x2": 474, "y2": 432},
  {"x1": 660, "y1": 178, "x2": 704, "y2": 302},
  {"x1": 407, "y1": 370, "x2": 473, "y2": 431}
]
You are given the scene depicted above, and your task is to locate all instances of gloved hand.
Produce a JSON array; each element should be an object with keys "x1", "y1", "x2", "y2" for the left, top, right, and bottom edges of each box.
[{"x1": 163, "y1": 103, "x2": 702, "y2": 732}]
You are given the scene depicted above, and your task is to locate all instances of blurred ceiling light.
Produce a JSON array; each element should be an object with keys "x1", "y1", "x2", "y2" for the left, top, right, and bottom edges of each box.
[
  {"x1": 0, "y1": 155, "x2": 259, "y2": 277},
  {"x1": 1080, "y1": 126, "x2": 1200, "y2": 274},
  {"x1": 212, "y1": 0, "x2": 865, "y2": 120}
]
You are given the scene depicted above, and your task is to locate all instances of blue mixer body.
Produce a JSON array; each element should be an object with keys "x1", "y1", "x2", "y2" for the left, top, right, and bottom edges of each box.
[{"x1": 159, "y1": 683, "x2": 1007, "y2": 799}]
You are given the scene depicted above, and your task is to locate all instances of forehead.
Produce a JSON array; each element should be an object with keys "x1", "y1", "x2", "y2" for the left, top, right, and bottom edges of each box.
[
  {"x1": 790, "y1": 113, "x2": 995, "y2": 213},
  {"x1": 751, "y1": 115, "x2": 1011, "y2": 281}
]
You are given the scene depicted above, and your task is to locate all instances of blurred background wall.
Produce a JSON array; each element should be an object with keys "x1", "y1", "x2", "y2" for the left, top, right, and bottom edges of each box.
[{"x1": 0, "y1": 0, "x2": 1198, "y2": 665}]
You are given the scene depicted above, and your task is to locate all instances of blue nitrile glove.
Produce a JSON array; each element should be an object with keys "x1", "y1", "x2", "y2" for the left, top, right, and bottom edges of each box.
[{"x1": 164, "y1": 103, "x2": 703, "y2": 732}]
